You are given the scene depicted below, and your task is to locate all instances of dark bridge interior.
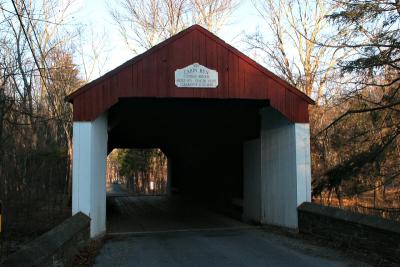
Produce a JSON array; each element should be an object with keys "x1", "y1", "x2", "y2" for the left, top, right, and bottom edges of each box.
[{"x1": 107, "y1": 98, "x2": 268, "y2": 209}]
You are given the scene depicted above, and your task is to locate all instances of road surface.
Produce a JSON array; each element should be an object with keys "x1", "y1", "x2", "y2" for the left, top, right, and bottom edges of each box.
[{"x1": 98, "y1": 185, "x2": 368, "y2": 267}]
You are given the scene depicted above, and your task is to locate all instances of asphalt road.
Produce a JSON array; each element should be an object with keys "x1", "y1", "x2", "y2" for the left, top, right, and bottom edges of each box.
[
  {"x1": 94, "y1": 228, "x2": 368, "y2": 267},
  {"x1": 97, "y1": 188, "x2": 369, "y2": 267}
]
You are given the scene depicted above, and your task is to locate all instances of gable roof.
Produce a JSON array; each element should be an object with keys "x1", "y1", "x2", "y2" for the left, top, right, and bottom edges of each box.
[{"x1": 67, "y1": 24, "x2": 314, "y2": 122}]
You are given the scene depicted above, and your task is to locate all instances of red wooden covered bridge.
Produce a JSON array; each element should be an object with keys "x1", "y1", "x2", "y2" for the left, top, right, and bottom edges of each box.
[{"x1": 67, "y1": 25, "x2": 314, "y2": 237}]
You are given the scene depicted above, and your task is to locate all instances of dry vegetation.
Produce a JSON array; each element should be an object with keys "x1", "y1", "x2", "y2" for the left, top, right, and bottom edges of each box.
[{"x1": 0, "y1": 0, "x2": 81, "y2": 260}]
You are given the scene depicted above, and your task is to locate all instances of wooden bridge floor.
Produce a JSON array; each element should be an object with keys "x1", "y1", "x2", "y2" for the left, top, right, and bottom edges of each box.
[{"x1": 106, "y1": 194, "x2": 248, "y2": 235}]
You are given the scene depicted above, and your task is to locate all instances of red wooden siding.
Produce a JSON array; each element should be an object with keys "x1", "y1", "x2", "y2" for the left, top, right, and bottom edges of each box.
[{"x1": 67, "y1": 25, "x2": 313, "y2": 122}]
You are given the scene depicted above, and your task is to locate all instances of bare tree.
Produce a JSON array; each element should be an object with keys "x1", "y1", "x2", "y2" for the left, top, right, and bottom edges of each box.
[
  {"x1": 11, "y1": 0, "x2": 80, "y2": 199},
  {"x1": 109, "y1": 0, "x2": 238, "y2": 53},
  {"x1": 191, "y1": 0, "x2": 237, "y2": 33},
  {"x1": 247, "y1": 0, "x2": 347, "y2": 104},
  {"x1": 0, "y1": 0, "x2": 83, "y2": 257},
  {"x1": 76, "y1": 26, "x2": 110, "y2": 82}
]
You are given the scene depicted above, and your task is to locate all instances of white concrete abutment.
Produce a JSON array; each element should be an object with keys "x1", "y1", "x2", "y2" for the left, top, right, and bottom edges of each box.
[
  {"x1": 72, "y1": 114, "x2": 108, "y2": 237},
  {"x1": 243, "y1": 108, "x2": 311, "y2": 228}
]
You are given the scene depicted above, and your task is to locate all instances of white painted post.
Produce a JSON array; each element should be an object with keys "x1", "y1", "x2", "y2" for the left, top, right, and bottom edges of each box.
[
  {"x1": 72, "y1": 114, "x2": 108, "y2": 237},
  {"x1": 259, "y1": 108, "x2": 311, "y2": 228}
]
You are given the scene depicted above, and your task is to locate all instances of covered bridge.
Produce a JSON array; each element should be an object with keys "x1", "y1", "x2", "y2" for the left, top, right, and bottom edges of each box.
[{"x1": 67, "y1": 25, "x2": 314, "y2": 237}]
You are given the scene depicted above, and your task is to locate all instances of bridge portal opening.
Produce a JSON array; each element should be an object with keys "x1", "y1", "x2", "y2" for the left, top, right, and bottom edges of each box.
[
  {"x1": 105, "y1": 98, "x2": 268, "y2": 234},
  {"x1": 107, "y1": 148, "x2": 168, "y2": 196},
  {"x1": 108, "y1": 98, "x2": 266, "y2": 208}
]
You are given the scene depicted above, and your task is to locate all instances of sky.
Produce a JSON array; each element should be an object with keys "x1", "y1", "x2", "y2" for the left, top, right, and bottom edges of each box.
[{"x1": 73, "y1": 0, "x2": 265, "y2": 80}]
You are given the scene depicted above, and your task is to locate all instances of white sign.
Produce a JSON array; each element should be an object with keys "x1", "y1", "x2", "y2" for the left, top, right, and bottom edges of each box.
[{"x1": 175, "y1": 63, "x2": 218, "y2": 88}]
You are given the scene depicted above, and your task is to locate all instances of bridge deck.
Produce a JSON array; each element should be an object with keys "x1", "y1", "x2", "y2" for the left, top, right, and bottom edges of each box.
[{"x1": 106, "y1": 194, "x2": 247, "y2": 234}]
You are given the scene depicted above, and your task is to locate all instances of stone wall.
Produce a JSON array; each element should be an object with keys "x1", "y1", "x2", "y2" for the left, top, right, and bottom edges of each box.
[
  {"x1": 298, "y1": 202, "x2": 400, "y2": 263},
  {"x1": 1, "y1": 212, "x2": 90, "y2": 267}
]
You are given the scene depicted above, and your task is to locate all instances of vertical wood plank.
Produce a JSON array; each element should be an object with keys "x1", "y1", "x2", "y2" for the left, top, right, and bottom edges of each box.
[
  {"x1": 217, "y1": 43, "x2": 229, "y2": 98},
  {"x1": 148, "y1": 52, "x2": 157, "y2": 96},
  {"x1": 238, "y1": 58, "x2": 245, "y2": 98},
  {"x1": 106, "y1": 77, "x2": 112, "y2": 109},
  {"x1": 156, "y1": 49, "x2": 165, "y2": 97},
  {"x1": 206, "y1": 37, "x2": 218, "y2": 98},
  {"x1": 199, "y1": 32, "x2": 207, "y2": 66},
  {"x1": 228, "y1": 52, "x2": 239, "y2": 98},
  {"x1": 81, "y1": 92, "x2": 88, "y2": 120},
  {"x1": 73, "y1": 97, "x2": 81, "y2": 121},
  {"x1": 119, "y1": 66, "x2": 132, "y2": 97},
  {"x1": 142, "y1": 55, "x2": 152, "y2": 96},
  {"x1": 198, "y1": 32, "x2": 208, "y2": 98},
  {"x1": 137, "y1": 60, "x2": 143, "y2": 95},
  {"x1": 192, "y1": 30, "x2": 200, "y2": 63},
  {"x1": 174, "y1": 34, "x2": 194, "y2": 98},
  {"x1": 93, "y1": 84, "x2": 100, "y2": 119},
  {"x1": 110, "y1": 74, "x2": 118, "y2": 105},
  {"x1": 131, "y1": 63, "x2": 138, "y2": 97}
]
